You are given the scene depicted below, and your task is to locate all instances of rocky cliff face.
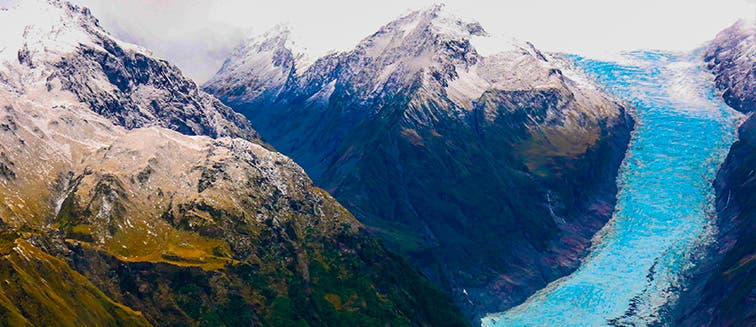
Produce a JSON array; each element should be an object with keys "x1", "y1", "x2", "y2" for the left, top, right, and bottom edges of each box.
[
  {"x1": 704, "y1": 20, "x2": 756, "y2": 114},
  {"x1": 0, "y1": 1, "x2": 468, "y2": 326},
  {"x1": 674, "y1": 20, "x2": 755, "y2": 327},
  {"x1": 205, "y1": 5, "x2": 634, "y2": 321}
]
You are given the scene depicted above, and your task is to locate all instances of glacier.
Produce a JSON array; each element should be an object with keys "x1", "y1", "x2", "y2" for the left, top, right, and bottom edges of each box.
[{"x1": 483, "y1": 50, "x2": 741, "y2": 326}]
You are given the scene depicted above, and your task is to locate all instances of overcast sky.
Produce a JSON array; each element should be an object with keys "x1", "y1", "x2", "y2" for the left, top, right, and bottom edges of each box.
[{"x1": 6, "y1": 0, "x2": 753, "y2": 82}]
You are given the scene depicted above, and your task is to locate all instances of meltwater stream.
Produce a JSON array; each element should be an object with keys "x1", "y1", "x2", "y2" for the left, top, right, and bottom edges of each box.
[{"x1": 483, "y1": 51, "x2": 741, "y2": 326}]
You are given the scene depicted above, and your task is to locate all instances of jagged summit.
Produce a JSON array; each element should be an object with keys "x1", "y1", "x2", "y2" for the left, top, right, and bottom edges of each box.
[
  {"x1": 0, "y1": 0, "x2": 259, "y2": 141},
  {"x1": 0, "y1": 0, "x2": 142, "y2": 67},
  {"x1": 359, "y1": 3, "x2": 487, "y2": 50},
  {"x1": 203, "y1": 23, "x2": 313, "y2": 107},
  {"x1": 0, "y1": 2, "x2": 469, "y2": 325},
  {"x1": 229, "y1": 23, "x2": 314, "y2": 73},
  {"x1": 259, "y1": 24, "x2": 313, "y2": 64},
  {"x1": 206, "y1": 3, "x2": 634, "y2": 322},
  {"x1": 339, "y1": 4, "x2": 488, "y2": 101},
  {"x1": 206, "y1": 3, "x2": 609, "y2": 117},
  {"x1": 206, "y1": 3, "x2": 555, "y2": 114}
]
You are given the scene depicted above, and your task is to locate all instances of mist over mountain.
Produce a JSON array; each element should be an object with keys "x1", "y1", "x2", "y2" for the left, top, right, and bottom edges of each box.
[{"x1": 62, "y1": 0, "x2": 754, "y2": 82}]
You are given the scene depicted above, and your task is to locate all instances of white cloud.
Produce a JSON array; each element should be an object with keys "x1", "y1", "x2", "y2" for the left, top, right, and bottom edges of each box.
[{"x1": 60, "y1": 0, "x2": 755, "y2": 82}]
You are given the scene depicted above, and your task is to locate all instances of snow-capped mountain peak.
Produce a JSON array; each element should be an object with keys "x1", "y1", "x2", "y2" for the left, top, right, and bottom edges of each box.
[
  {"x1": 204, "y1": 4, "x2": 497, "y2": 110},
  {"x1": 0, "y1": 0, "x2": 258, "y2": 141},
  {"x1": 0, "y1": 0, "x2": 92, "y2": 64},
  {"x1": 371, "y1": 4, "x2": 487, "y2": 42},
  {"x1": 0, "y1": 3, "x2": 472, "y2": 325},
  {"x1": 203, "y1": 24, "x2": 314, "y2": 107},
  {"x1": 245, "y1": 24, "x2": 313, "y2": 72},
  {"x1": 205, "y1": 3, "x2": 608, "y2": 114},
  {"x1": 351, "y1": 4, "x2": 486, "y2": 68},
  {"x1": 0, "y1": 0, "x2": 149, "y2": 68},
  {"x1": 205, "y1": 5, "x2": 634, "y2": 321}
]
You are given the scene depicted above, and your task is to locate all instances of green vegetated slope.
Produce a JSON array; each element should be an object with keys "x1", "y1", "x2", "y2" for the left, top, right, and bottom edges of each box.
[{"x1": 0, "y1": 1, "x2": 469, "y2": 326}]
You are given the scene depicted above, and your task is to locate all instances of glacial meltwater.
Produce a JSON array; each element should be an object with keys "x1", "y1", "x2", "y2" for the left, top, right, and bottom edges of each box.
[{"x1": 482, "y1": 51, "x2": 741, "y2": 326}]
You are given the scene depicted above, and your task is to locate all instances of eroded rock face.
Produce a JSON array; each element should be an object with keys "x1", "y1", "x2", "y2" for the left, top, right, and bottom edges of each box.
[
  {"x1": 674, "y1": 20, "x2": 756, "y2": 327},
  {"x1": 205, "y1": 4, "x2": 634, "y2": 321},
  {"x1": 704, "y1": 20, "x2": 756, "y2": 113},
  {"x1": 0, "y1": 1, "x2": 468, "y2": 325}
]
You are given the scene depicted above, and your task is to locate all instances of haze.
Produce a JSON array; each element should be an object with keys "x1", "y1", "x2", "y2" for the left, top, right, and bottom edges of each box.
[{"x1": 3, "y1": 0, "x2": 753, "y2": 82}]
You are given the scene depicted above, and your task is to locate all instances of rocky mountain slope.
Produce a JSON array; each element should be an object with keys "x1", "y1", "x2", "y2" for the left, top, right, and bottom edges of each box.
[
  {"x1": 0, "y1": 1, "x2": 469, "y2": 326},
  {"x1": 205, "y1": 5, "x2": 634, "y2": 321},
  {"x1": 674, "y1": 20, "x2": 755, "y2": 327}
]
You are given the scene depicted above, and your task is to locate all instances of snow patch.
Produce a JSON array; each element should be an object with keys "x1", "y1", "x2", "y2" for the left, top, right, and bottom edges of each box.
[
  {"x1": 445, "y1": 65, "x2": 490, "y2": 110},
  {"x1": 306, "y1": 79, "x2": 336, "y2": 105},
  {"x1": 0, "y1": 0, "x2": 91, "y2": 63}
]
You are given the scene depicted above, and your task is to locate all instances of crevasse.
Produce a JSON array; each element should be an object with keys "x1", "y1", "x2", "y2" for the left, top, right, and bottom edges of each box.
[{"x1": 483, "y1": 51, "x2": 741, "y2": 326}]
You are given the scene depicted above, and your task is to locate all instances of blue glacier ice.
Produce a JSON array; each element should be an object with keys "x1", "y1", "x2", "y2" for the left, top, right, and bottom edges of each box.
[{"x1": 482, "y1": 51, "x2": 742, "y2": 326}]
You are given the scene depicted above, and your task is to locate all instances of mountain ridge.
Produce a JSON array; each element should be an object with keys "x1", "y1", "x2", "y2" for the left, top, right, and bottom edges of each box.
[
  {"x1": 2, "y1": 0, "x2": 260, "y2": 142},
  {"x1": 0, "y1": 1, "x2": 470, "y2": 325},
  {"x1": 206, "y1": 5, "x2": 634, "y2": 322}
]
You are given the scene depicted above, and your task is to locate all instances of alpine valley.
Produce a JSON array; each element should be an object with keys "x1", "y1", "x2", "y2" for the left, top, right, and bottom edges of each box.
[{"x1": 1, "y1": 1, "x2": 754, "y2": 326}]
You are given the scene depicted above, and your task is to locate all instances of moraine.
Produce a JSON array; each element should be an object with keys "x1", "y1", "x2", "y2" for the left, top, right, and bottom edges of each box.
[{"x1": 483, "y1": 50, "x2": 741, "y2": 326}]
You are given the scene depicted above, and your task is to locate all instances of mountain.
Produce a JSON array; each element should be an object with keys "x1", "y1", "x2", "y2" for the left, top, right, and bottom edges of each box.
[
  {"x1": 705, "y1": 20, "x2": 756, "y2": 114},
  {"x1": 205, "y1": 24, "x2": 312, "y2": 109},
  {"x1": 0, "y1": 1, "x2": 469, "y2": 325},
  {"x1": 674, "y1": 20, "x2": 756, "y2": 327},
  {"x1": 205, "y1": 4, "x2": 634, "y2": 321},
  {"x1": 1, "y1": 0, "x2": 258, "y2": 141}
]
